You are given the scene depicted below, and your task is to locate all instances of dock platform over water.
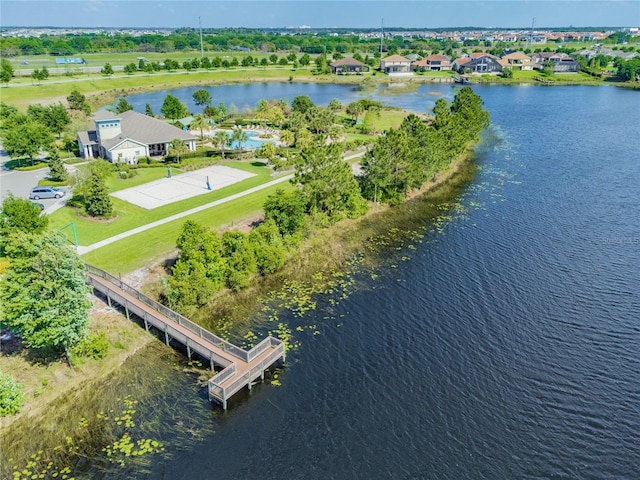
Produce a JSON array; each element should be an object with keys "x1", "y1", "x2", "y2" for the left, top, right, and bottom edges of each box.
[{"x1": 86, "y1": 265, "x2": 285, "y2": 409}]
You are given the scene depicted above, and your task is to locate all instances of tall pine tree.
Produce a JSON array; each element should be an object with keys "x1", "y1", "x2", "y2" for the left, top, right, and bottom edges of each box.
[{"x1": 86, "y1": 170, "x2": 113, "y2": 218}]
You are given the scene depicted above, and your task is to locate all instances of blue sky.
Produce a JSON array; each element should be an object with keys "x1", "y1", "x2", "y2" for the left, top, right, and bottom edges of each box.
[{"x1": 1, "y1": 1, "x2": 639, "y2": 29}]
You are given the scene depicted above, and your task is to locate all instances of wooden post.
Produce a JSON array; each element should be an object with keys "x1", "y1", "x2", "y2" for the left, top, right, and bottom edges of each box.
[
  {"x1": 209, "y1": 354, "x2": 214, "y2": 370},
  {"x1": 124, "y1": 299, "x2": 130, "y2": 321},
  {"x1": 186, "y1": 338, "x2": 191, "y2": 360},
  {"x1": 164, "y1": 324, "x2": 170, "y2": 346},
  {"x1": 143, "y1": 311, "x2": 149, "y2": 331},
  {"x1": 260, "y1": 360, "x2": 265, "y2": 380},
  {"x1": 106, "y1": 288, "x2": 111, "y2": 308}
]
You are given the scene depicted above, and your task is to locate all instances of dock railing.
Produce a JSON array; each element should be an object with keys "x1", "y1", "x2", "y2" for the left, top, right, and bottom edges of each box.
[{"x1": 86, "y1": 264, "x2": 249, "y2": 362}]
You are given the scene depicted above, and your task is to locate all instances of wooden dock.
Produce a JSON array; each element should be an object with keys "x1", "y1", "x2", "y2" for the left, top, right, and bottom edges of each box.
[{"x1": 85, "y1": 265, "x2": 285, "y2": 409}]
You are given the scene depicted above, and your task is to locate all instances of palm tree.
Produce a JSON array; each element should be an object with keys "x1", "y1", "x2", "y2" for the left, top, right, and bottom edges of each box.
[
  {"x1": 231, "y1": 127, "x2": 249, "y2": 158},
  {"x1": 168, "y1": 139, "x2": 188, "y2": 163},
  {"x1": 213, "y1": 131, "x2": 230, "y2": 159},
  {"x1": 191, "y1": 114, "x2": 208, "y2": 141}
]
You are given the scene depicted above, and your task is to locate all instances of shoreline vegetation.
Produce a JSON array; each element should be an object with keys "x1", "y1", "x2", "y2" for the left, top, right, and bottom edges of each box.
[
  {"x1": 1, "y1": 68, "x2": 635, "y2": 111},
  {"x1": 0, "y1": 136, "x2": 478, "y2": 479},
  {"x1": 0, "y1": 72, "x2": 515, "y2": 475}
]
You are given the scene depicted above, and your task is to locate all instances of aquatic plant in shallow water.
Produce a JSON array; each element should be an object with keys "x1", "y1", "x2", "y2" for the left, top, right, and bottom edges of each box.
[{"x1": 7, "y1": 395, "x2": 164, "y2": 479}]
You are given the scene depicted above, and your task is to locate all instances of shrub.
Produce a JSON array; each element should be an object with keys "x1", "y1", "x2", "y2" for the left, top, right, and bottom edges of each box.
[
  {"x1": 0, "y1": 372, "x2": 24, "y2": 417},
  {"x1": 71, "y1": 331, "x2": 109, "y2": 361}
]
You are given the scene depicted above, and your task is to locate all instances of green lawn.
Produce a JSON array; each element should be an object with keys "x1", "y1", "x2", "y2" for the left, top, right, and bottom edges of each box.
[
  {"x1": 373, "y1": 109, "x2": 411, "y2": 131},
  {"x1": 104, "y1": 166, "x2": 184, "y2": 192},
  {"x1": 49, "y1": 160, "x2": 275, "y2": 245},
  {"x1": 81, "y1": 181, "x2": 292, "y2": 274}
]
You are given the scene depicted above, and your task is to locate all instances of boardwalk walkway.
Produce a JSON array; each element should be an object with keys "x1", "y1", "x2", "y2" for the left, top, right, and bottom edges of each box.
[{"x1": 86, "y1": 265, "x2": 284, "y2": 409}]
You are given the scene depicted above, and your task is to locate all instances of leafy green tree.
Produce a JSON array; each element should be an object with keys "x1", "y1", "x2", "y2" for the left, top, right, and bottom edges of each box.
[
  {"x1": 191, "y1": 113, "x2": 208, "y2": 139},
  {"x1": 0, "y1": 58, "x2": 13, "y2": 86},
  {"x1": 0, "y1": 194, "x2": 48, "y2": 254},
  {"x1": 86, "y1": 170, "x2": 113, "y2": 218},
  {"x1": 124, "y1": 62, "x2": 137, "y2": 74},
  {"x1": 0, "y1": 372, "x2": 24, "y2": 417},
  {"x1": 346, "y1": 100, "x2": 365, "y2": 124},
  {"x1": 291, "y1": 95, "x2": 315, "y2": 114},
  {"x1": 101, "y1": 62, "x2": 114, "y2": 75},
  {"x1": 2, "y1": 119, "x2": 54, "y2": 165},
  {"x1": 263, "y1": 188, "x2": 306, "y2": 237},
  {"x1": 500, "y1": 66, "x2": 513, "y2": 78},
  {"x1": 166, "y1": 221, "x2": 227, "y2": 311},
  {"x1": 279, "y1": 129, "x2": 294, "y2": 148},
  {"x1": 27, "y1": 103, "x2": 70, "y2": 138},
  {"x1": 255, "y1": 141, "x2": 276, "y2": 159},
  {"x1": 31, "y1": 68, "x2": 48, "y2": 85},
  {"x1": 328, "y1": 98, "x2": 342, "y2": 111},
  {"x1": 249, "y1": 219, "x2": 287, "y2": 274},
  {"x1": 222, "y1": 231, "x2": 257, "y2": 290},
  {"x1": 212, "y1": 131, "x2": 230, "y2": 159},
  {"x1": 114, "y1": 97, "x2": 134, "y2": 114},
  {"x1": 299, "y1": 53, "x2": 311, "y2": 66},
  {"x1": 192, "y1": 89, "x2": 212, "y2": 108},
  {"x1": 0, "y1": 231, "x2": 91, "y2": 363},
  {"x1": 0, "y1": 103, "x2": 19, "y2": 126},
  {"x1": 294, "y1": 145, "x2": 368, "y2": 221},
  {"x1": 145, "y1": 103, "x2": 154, "y2": 116},
  {"x1": 67, "y1": 88, "x2": 87, "y2": 111},
  {"x1": 269, "y1": 54, "x2": 278, "y2": 64},
  {"x1": 361, "y1": 129, "x2": 408, "y2": 204},
  {"x1": 161, "y1": 94, "x2": 189, "y2": 120},
  {"x1": 47, "y1": 147, "x2": 67, "y2": 183},
  {"x1": 43, "y1": 103, "x2": 70, "y2": 137},
  {"x1": 168, "y1": 138, "x2": 189, "y2": 162},
  {"x1": 231, "y1": 127, "x2": 248, "y2": 156},
  {"x1": 314, "y1": 54, "x2": 331, "y2": 74}
]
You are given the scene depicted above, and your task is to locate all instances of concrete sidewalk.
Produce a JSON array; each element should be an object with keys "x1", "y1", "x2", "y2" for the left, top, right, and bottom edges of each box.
[
  {"x1": 76, "y1": 150, "x2": 366, "y2": 256},
  {"x1": 77, "y1": 174, "x2": 292, "y2": 255}
]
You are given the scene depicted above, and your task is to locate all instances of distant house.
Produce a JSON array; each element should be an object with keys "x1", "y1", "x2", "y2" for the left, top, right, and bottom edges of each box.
[
  {"x1": 532, "y1": 52, "x2": 580, "y2": 73},
  {"x1": 77, "y1": 110, "x2": 196, "y2": 163},
  {"x1": 499, "y1": 51, "x2": 535, "y2": 71},
  {"x1": 330, "y1": 57, "x2": 369, "y2": 74},
  {"x1": 380, "y1": 55, "x2": 412, "y2": 76},
  {"x1": 412, "y1": 54, "x2": 452, "y2": 71},
  {"x1": 458, "y1": 56, "x2": 503, "y2": 74},
  {"x1": 452, "y1": 57, "x2": 473, "y2": 71}
]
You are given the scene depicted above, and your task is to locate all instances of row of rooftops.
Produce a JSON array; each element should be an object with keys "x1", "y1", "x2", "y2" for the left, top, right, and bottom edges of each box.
[{"x1": 332, "y1": 50, "x2": 593, "y2": 69}]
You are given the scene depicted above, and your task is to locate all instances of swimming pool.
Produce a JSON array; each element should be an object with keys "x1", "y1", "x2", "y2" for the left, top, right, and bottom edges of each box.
[{"x1": 210, "y1": 133, "x2": 276, "y2": 150}]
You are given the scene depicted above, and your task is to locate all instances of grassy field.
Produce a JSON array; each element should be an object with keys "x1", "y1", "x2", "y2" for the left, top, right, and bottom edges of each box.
[
  {"x1": 7, "y1": 51, "x2": 301, "y2": 70},
  {"x1": 49, "y1": 160, "x2": 276, "y2": 245},
  {"x1": 81, "y1": 181, "x2": 291, "y2": 274}
]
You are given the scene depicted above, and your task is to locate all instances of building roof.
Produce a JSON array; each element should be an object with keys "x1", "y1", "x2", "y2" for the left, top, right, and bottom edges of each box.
[
  {"x1": 381, "y1": 54, "x2": 410, "y2": 63},
  {"x1": 469, "y1": 52, "x2": 493, "y2": 59},
  {"x1": 424, "y1": 54, "x2": 451, "y2": 62},
  {"x1": 77, "y1": 130, "x2": 98, "y2": 146},
  {"x1": 330, "y1": 57, "x2": 365, "y2": 67},
  {"x1": 94, "y1": 110, "x2": 120, "y2": 121},
  {"x1": 454, "y1": 57, "x2": 473, "y2": 66},
  {"x1": 501, "y1": 51, "x2": 531, "y2": 61},
  {"x1": 100, "y1": 110, "x2": 196, "y2": 151}
]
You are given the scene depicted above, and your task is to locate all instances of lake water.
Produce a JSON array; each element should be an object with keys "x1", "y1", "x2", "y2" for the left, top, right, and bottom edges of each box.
[{"x1": 14, "y1": 83, "x2": 640, "y2": 479}]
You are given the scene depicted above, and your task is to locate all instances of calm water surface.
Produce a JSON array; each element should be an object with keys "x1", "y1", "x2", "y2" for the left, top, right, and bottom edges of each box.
[{"x1": 103, "y1": 84, "x2": 640, "y2": 478}]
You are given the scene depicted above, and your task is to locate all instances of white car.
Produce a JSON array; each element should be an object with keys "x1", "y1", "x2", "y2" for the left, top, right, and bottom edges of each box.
[{"x1": 29, "y1": 186, "x2": 66, "y2": 200}]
